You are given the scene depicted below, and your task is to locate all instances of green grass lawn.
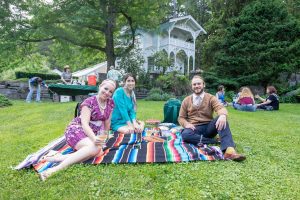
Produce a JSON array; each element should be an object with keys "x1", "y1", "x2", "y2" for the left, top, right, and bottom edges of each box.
[{"x1": 0, "y1": 100, "x2": 299, "y2": 199}]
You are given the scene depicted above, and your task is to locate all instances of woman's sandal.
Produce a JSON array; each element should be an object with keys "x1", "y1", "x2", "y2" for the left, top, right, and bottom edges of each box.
[{"x1": 41, "y1": 150, "x2": 62, "y2": 162}]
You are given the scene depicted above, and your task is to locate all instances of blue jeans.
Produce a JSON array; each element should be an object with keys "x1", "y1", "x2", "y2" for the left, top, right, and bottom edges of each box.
[
  {"x1": 26, "y1": 81, "x2": 41, "y2": 102},
  {"x1": 233, "y1": 103, "x2": 256, "y2": 112},
  {"x1": 181, "y1": 116, "x2": 235, "y2": 151}
]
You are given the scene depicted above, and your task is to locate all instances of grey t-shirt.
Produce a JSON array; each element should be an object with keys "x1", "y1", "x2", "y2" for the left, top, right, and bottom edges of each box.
[{"x1": 61, "y1": 72, "x2": 72, "y2": 82}]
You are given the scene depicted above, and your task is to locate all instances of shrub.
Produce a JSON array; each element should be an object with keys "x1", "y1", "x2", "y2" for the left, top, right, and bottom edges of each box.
[
  {"x1": 280, "y1": 95, "x2": 298, "y2": 103},
  {"x1": 225, "y1": 91, "x2": 236, "y2": 102},
  {"x1": 148, "y1": 88, "x2": 163, "y2": 95},
  {"x1": 137, "y1": 70, "x2": 152, "y2": 89},
  {"x1": 15, "y1": 71, "x2": 61, "y2": 80},
  {"x1": 145, "y1": 88, "x2": 175, "y2": 101},
  {"x1": 177, "y1": 95, "x2": 189, "y2": 101},
  {"x1": 161, "y1": 93, "x2": 175, "y2": 100},
  {"x1": 155, "y1": 72, "x2": 190, "y2": 96},
  {"x1": 0, "y1": 94, "x2": 12, "y2": 108}
]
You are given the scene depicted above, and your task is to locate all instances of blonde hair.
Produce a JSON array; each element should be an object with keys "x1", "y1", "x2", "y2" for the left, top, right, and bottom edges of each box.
[
  {"x1": 191, "y1": 75, "x2": 205, "y2": 83},
  {"x1": 239, "y1": 87, "x2": 254, "y2": 99},
  {"x1": 99, "y1": 79, "x2": 116, "y2": 89}
]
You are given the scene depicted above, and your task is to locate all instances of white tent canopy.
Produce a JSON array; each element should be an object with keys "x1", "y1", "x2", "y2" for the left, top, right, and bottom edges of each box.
[
  {"x1": 51, "y1": 68, "x2": 62, "y2": 76},
  {"x1": 72, "y1": 61, "x2": 107, "y2": 80}
]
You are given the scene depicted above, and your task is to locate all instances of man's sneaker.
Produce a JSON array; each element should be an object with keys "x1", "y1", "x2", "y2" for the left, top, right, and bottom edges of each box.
[{"x1": 224, "y1": 152, "x2": 246, "y2": 162}]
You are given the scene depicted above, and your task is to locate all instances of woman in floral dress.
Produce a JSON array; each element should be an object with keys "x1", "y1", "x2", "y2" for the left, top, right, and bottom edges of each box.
[{"x1": 39, "y1": 79, "x2": 116, "y2": 181}]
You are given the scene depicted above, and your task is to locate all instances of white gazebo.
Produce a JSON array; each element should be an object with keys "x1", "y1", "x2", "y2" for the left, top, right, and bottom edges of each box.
[
  {"x1": 137, "y1": 15, "x2": 206, "y2": 74},
  {"x1": 72, "y1": 61, "x2": 107, "y2": 81}
]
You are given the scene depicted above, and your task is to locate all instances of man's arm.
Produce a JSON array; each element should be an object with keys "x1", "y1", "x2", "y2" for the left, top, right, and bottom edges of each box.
[
  {"x1": 178, "y1": 99, "x2": 189, "y2": 127},
  {"x1": 211, "y1": 96, "x2": 228, "y2": 130}
]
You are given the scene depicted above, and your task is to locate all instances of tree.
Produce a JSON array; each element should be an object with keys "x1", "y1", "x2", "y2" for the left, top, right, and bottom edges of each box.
[
  {"x1": 117, "y1": 46, "x2": 144, "y2": 77},
  {"x1": 153, "y1": 50, "x2": 172, "y2": 75},
  {"x1": 214, "y1": 0, "x2": 300, "y2": 87},
  {"x1": 0, "y1": 0, "x2": 170, "y2": 72}
]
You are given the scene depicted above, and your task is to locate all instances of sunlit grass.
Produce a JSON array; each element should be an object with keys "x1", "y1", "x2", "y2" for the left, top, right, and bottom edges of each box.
[{"x1": 0, "y1": 100, "x2": 299, "y2": 199}]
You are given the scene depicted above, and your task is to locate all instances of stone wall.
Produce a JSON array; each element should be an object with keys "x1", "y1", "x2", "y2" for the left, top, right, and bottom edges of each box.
[
  {"x1": 0, "y1": 81, "x2": 51, "y2": 101},
  {"x1": 0, "y1": 80, "x2": 149, "y2": 101}
]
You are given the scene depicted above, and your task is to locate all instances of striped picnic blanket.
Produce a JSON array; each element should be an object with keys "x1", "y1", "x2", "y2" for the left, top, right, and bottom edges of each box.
[{"x1": 15, "y1": 130, "x2": 224, "y2": 173}]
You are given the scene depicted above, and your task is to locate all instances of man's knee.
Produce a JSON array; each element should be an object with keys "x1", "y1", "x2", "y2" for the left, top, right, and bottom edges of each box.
[{"x1": 181, "y1": 128, "x2": 194, "y2": 140}]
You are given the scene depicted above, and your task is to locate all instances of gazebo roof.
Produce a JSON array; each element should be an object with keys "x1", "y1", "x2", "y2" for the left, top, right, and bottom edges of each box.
[
  {"x1": 72, "y1": 61, "x2": 107, "y2": 78},
  {"x1": 160, "y1": 15, "x2": 207, "y2": 35}
]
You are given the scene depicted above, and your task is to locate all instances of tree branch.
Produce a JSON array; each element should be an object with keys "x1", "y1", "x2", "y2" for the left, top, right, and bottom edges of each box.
[
  {"x1": 57, "y1": 35, "x2": 105, "y2": 52},
  {"x1": 117, "y1": 10, "x2": 136, "y2": 57},
  {"x1": 20, "y1": 36, "x2": 56, "y2": 42}
]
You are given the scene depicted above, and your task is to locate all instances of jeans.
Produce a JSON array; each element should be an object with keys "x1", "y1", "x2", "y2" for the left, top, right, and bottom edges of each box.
[
  {"x1": 26, "y1": 81, "x2": 41, "y2": 102},
  {"x1": 181, "y1": 116, "x2": 235, "y2": 151},
  {"x1": 233, "y1": 103, "x2": 256, "y2": 112},
  {"x1": 257, "y1": 105, "x2": 273, "y2": 111}
]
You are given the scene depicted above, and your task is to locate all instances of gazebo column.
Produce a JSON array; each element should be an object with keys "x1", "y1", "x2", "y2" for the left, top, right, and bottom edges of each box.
[
  {"x1": 174, "y1": 50, "x2": 177, "y2": 70},
  {"x1": 168, "y1": 29, "x2": 171, "y2": 56},
  {"x1": 193, "y1": 35, "x2": 196, "y2": 70},
  {"x1": 187, "y1": 56, "x2": 190, "y2": 75}
]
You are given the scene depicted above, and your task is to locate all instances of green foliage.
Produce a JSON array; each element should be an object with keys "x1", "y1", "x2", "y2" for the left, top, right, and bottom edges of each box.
[
  {"x1": 152, "y1": 50, "x2": 172, "y2": 75},
  {"x1": 0, "y1": 101, "x2": 300, "y2": 199},
  {"x1": 15, "y1": 71, "x2": 60, "y2": 80},
  {"x1": 0, "y1": 94, "x2": 12, "y2": 108},
  {"x1": 280, "y1": 95, "x2": 298, "y2": 103},
  {"x1": 145, "y1": 88, "x2": 175, "y2": 101},
  {"x1": 213, "y1": 0, "x2": 300, "y2": 87},
  {"x1": 225, "y1": 91, "x2": 236, "y2": 102},
  {"x1": 148, "y1": 88, "x2": 164, "y2": 95},
  {"x1": 202, "y1": 71, "x2": 239, "y2": 91},
  {"x1": 0, "y1": 0, "x2": 171, "y2": 71},
  {"x1": 117, "y1": 47, "x2": 145, "y2": 77},
  {"x1": 136, "y1": 70, "x2": 152, "y2": 89},
  {"x1": 155, "y1": 72, "x2": 190, "y2": 96},
  {"x1": 145, "y1": 93, "x2": 175, "y2": 101}
]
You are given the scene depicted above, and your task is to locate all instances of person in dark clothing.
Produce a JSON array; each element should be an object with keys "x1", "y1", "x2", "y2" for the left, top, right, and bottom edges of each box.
[{"x1": 255, "y1": 86, "x2": 279, "y2": 110}]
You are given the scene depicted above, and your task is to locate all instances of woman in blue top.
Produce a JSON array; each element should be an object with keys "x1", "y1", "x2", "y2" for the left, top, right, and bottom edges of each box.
[
  {"x1": 216, "y1": 85, "x2": 228, "y2": 106},
  {"x1": 111, "y1": 74, "x2": 145, "y2": 134}
]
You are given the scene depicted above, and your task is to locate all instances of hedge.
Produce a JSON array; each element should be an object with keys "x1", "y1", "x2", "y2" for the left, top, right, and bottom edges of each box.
[{"x1": 15, "y1": 71, "x2": 61, "y2": 80}]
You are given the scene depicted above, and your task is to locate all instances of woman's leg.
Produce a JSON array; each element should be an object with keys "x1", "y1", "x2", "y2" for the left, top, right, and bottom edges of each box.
[
  {"x1": 117, "y1": 125, "x2": 132, "y2": 134},
  {"x1": 233, "y1": 103, "x2": 242, "y2": 110},
  {"x1": 40, "y1": 137, "x2": 101, "y2": 179},
  {"x1": 117, "y1": 121, "x2": 145, "y2": 134}
]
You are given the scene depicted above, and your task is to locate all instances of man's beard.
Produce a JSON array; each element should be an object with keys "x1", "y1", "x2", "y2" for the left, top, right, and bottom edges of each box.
[{"x1": 193, "y1": 88, "x2": 204, "y2": 95}]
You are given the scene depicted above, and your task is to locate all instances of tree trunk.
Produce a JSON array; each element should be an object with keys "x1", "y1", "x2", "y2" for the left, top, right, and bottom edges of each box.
[{"x1": 104, "y1": 2, "x2": 116, "y2": 72}]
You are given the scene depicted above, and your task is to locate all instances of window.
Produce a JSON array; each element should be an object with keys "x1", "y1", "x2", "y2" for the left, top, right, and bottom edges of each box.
[{"x1": 147, "y1": 57, "x2": 154, "y2": 72}]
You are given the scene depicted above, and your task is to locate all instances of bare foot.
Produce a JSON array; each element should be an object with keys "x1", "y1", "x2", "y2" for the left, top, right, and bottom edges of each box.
[
  {"x1": 39, "y1": 169, "x2": 53, "y2": 181},
  {"x1": 41, "y1": 150, "x2": 63, "y2": 162}
]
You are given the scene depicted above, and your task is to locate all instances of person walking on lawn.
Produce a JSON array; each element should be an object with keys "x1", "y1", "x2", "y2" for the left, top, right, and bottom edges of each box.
[{"x1": 178, "y1": 75, "x2": 246, "y2": 162}]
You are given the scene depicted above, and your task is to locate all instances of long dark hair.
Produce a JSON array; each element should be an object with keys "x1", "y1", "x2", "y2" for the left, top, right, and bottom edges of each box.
[{"x1": 123, "y1": 73, "x2": 136, "y2": 83}]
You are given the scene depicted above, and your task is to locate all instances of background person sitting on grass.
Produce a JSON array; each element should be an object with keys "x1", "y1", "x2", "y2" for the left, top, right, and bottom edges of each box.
[
  {"x1": 111, "y1": 73, "x2": 144, "y2": 134},
  {"x1": 178, "y1": 75, "x2": 246, "y2": 162},
  {"x1": 255, "y1": 86, "x2": 279, "y2": 111},
  {"x1": 216, "y1": 85, "x2": 228, "y2": 106},
  {"x1": 233, "y1": 87, "x2": 256, "y2": 112},
  {"x1": 39, "y1": 79, "x2": 116, "y2": 181}
]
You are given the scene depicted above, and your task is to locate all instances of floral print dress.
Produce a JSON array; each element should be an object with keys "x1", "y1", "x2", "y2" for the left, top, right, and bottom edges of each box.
[{"x1": 64, "y1": 96, "x2": 114, "y2": 149}]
